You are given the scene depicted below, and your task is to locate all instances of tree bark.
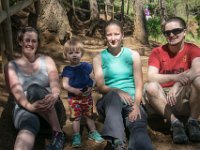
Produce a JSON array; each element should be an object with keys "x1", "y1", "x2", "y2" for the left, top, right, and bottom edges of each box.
[
  {"x1": 38, "y1": 0, "x2": 72, "y2": 45},
  {"x1": 132, "y1": 0, "x2": 148, "y2": 45},
  {"x1": 159, "y1": 0, "x2": 168, "y2": 24},
  {"x1": 104, "y1": 0, "x2": 114, "y2": 20},
  {"x1": 173, "y1": 0, "x2": 187, "y2": 20},
  {"x1": 126, "y1": 0, "x2": 130, "y2": 15},
  {"x1": 121, "y1": 0, "x2": 125, "y2": 22}
]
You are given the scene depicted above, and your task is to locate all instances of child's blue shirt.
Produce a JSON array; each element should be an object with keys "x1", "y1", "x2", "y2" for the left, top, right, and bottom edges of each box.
[{"x1": 62, "y1": 62, "x2": 93, "y2": 97}]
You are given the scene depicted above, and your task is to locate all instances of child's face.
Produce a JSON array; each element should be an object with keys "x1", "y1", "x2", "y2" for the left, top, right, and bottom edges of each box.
[{"x1": 66, "y1": 49, "x2": 82, "y2": 65}]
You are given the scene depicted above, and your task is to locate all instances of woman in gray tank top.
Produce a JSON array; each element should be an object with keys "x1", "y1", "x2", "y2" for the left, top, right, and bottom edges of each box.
[{"x1": 7, "y1": 27, "x2": 66, "y2": 150}]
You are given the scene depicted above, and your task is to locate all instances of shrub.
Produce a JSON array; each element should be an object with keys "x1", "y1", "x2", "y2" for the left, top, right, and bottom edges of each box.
[{"x1": 146, "y1": 16, "x2": 162, "y2": 40}]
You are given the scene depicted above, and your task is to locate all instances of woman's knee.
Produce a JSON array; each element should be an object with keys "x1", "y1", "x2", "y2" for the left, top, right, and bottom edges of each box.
[
  {"x1": 21, "y1": 115, "x2": 40, "y2": 135},
  {"x1": 127, "y1": 107, "x2": 148, "y2": 131},
  {"x1": 15, "y1": 110, "x2": 40, "y2": 135},
  {"x1": 104, "y1": 91, "x2": 121, "y2": 103},
  {"x1": 27, "y1": 84, "x2": 49, "y2": 103}
]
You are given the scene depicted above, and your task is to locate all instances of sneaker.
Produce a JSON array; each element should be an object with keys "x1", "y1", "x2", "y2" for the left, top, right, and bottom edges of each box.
[
  {"x1": 113, "y1": 139, "x2": 126, "y2": 150},
  {"x1": 72, "y1": 133, "x2": 81, "y2": 148},
  {"x1": 171, "y1": 121, "x2": 188, "y2": 144},
  {"x1": 88, "y1": 130, "x2": 104, "y2": 143},
  {"x1": 46, "y1": 131, "x2": 66, "y2": 150},
  {"x1": 186, "y1": 119, "x2": 200, "y2": 142}
]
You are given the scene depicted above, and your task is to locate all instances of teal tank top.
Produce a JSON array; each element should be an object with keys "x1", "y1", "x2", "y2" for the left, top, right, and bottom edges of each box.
[{"x1": 101, "y1": 47, "x2": 135, "y2": 99}]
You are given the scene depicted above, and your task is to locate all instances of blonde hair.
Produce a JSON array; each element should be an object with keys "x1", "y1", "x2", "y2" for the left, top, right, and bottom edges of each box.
[{"x1": 63, "y1": 38, "x2": 84, "y2": 58}]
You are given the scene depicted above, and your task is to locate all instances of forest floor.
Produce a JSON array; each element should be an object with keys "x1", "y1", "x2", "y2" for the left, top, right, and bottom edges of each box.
[{"x1": 0, "y1": 36, "x2": 200, "y2": 150}]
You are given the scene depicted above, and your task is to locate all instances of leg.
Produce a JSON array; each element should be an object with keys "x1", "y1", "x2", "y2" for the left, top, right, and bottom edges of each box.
[
  {"x1": 144, "y1": 82, "x2": 177, "y2": 122},
  {"x1": 82, "y1": 95, "x2": 96, "y2": 132},
  {"x1": 68, "y1": 97, "x2": 82, "y2": 148},
  {"x1": 27, "y1": 84, "x2": 62, "y2": 132},
  {"x1": 73, "y1": 120, "x2": 81, "y2": 133},
  {"x1": 26, "y1": 85, "x2": 66, "y2": 149},
  {"x1": 71, "y1": 119, "x2": 82, "y2": 148},
  {"x1": 39, "y1": 107, "x2": 62, "y2": 132},
  {"x1": 189, "y1": 76, "x2": 200, "y2": 119},
  {"x1": 14, "y1": 130, "x2": 35, "y2": 150},
  {"x1": 85, "y1": 116, "x2": 104, "y2": 143},
  {"x1": 144, "y1": 82, "x2": 188, "y2": 144},
  {"x1": 96, "y1": 91, "x2": 126, "y2": 142},
  {"x1": 126, "y1": 106, "x2": 153, "y2": 150},
  {"x1": 81, "y1": 95, "x2": 104, "y2": 143},
  {"x1": 185, "y1": 77, "x2": 200, "y2": 142},
  {"x1": 13, "y1": 107, "x2": 40, "y2": 150},
  {"x1": 86, "y1": 117, "x2": 96, "y2": 131}
]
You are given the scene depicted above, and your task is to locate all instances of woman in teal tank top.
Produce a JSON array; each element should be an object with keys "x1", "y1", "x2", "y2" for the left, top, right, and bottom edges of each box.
[{"x1": 93, "y1": 20, "x2": 153, "y2": 150}]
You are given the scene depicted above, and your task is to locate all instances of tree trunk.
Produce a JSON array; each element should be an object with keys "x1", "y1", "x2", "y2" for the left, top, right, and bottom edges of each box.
[
  {"x1": 126, "y1": 0, "x2": 130, "y2": 15},
  {"x1": 159, "y1": 0, "x2": 168, "y2": 24},
  {"x1": 121, "y1": 0, "x2": 124, "y2": 22},
  {"x1": 87, "y1": 0, "x2": 100, "y2": 36},
  {"x1": 104, "y1": 0, "x2": 114, "y2": 21},
  {"x1": 38, "y1": 0, "x2": 72, "y2": 45},
  {"x1": 89, "y1": 0, "x2": 99, "y2": 21},
  {"x1": 132, "y1": 0, "x2": 148, "y2": 45},
  {"x1": 173, "y1": 0, "x2": 187, "y2": 20}
]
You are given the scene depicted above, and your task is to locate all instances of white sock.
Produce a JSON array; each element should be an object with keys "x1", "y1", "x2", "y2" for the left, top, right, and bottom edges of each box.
[
  {"x1": 188, "y1": 117, "x2": 196, "y2": 122},
  {"x1": 171, "y1": 119, "x2": 179, "y2": 125}
]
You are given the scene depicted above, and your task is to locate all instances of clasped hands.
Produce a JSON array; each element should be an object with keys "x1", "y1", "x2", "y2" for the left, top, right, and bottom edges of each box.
[{"x1": 30, "y1": 93, "x2": 59, "y2": 112}]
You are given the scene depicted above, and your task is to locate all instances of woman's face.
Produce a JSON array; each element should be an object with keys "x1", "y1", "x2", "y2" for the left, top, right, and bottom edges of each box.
[
  {"x1": 20, "y1": 31, "x2": 38, "y2": 56},
  {"x1": 105, "y1": 24, "x2": 123, "y2": 49}
]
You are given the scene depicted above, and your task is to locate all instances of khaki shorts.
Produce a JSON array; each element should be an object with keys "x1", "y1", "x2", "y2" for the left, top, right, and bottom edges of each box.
[{"x1": 142, "y1": 83, "x2": 191, "y2": 116}]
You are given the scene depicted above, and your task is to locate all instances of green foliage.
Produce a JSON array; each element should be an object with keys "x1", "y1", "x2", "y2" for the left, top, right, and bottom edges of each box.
[
  {"x1": 166, "y1": 0, "x2": 175, "y2": 17},
  {"x1": 146, "y1": 17, "x2": 162, "y2": 41},
  {"x1": 189, "y1": 2, "x2": 200, "y2": 37},
  {"x1": 194, "y1": 15, "x2": 200, "y2": 37},
  {"x1": 185, "y1": 33, "x2": 200, "y2": 45}
]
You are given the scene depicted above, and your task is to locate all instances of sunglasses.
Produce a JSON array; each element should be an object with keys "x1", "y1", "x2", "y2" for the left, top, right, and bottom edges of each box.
[{"x1": 163, "y1": 28, "x2": 185, "y2": 37}]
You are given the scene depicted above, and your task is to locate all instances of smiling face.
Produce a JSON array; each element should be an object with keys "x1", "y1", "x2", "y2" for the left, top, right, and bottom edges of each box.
[
  {"x1": 19, "y1": 31, "x2": 38, "y2": 57},
  {"x1": 164, "y1": 21, "x2": 186, "y2": 46},
  {"x1": 105, "y1": 24, "x2": 124, "y2": 50}
]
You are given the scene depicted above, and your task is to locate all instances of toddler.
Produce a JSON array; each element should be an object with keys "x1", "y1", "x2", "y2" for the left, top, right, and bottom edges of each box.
[{"x1": 61, "y1": 39, "x2": 104, "y2": 148}]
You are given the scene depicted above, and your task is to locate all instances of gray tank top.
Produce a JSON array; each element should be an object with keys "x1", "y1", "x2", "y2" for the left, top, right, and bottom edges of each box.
[{"x1": 11, "y1": 55, "x2": 51, "y2": 93}]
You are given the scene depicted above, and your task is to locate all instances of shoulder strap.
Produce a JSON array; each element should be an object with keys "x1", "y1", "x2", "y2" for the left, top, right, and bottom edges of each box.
[
  {"x1": 40, "y1": 55, "x2": 48, "y2": 73},
  {"x1": 10, "y1": 61, "x2": 19, "y2": 74}
]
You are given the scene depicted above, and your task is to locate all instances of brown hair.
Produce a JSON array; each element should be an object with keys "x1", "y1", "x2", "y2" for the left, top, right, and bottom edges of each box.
[
  {"x1": 16, "y1": 26, "x2": 39, "y2": 44},
  {"x1": 104, "y1": 19, "x2": 123, "y2": 35},
  {"x1": 162, "y1": 16, "x2": 187, "y2": 31},
  {"x1": 63, "y1": 38, "x2": 84, "y2": 58}
]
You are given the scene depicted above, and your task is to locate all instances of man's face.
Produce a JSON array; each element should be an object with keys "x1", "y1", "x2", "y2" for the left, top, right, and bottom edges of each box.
[{"x1": 163, "y1": 21, "x2": 186, "y2": 46}]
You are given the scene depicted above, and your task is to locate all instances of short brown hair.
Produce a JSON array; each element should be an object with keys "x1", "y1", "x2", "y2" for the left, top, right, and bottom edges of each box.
[
  {"x1": 162, "y1": 17, "x2": 187, "y2": 31},
  {"x1": 17, "y1": 26, "x2": 39, "y2": 44},
  {"x1": 63, "y1": 38, "x2": 84, "y2": 58},
  {"x1": 104, "y1": 19, "x2": 123, "y2": 35}
]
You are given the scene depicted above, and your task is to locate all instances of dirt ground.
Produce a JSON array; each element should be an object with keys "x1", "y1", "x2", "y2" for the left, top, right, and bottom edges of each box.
[{"x1": 0, "y1": 38, "x2": 200, "y2": 150}]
